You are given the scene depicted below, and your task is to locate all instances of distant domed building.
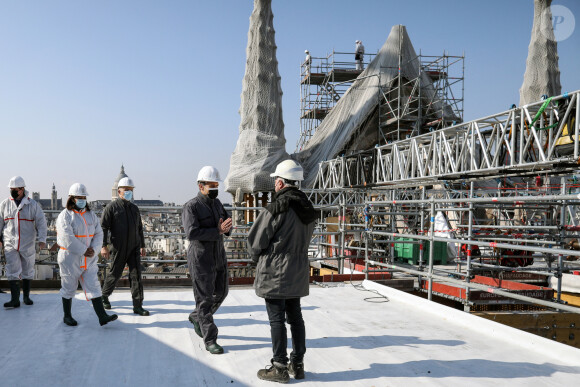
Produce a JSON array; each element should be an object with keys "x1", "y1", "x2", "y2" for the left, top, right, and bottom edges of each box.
[
  {"x1": 112, "y1": 165, "x2": 128, "y2": 200},
  {"x1": 107, "y1": 165, "x2": 163, "y2": 206}
]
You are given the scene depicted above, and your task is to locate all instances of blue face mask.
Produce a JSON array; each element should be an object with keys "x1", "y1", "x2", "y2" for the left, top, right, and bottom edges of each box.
[
  {"x1": 123, "y1": 191, "x2": 133, "y2": 201},
  {"x1": 76, "y1": 199, "x2": 86, "y2": 209}
]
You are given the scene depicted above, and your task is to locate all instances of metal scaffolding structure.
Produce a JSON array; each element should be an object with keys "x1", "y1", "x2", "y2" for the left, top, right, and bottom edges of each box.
[
  {"x1": 300, "y1": 183, "x2": 580, "y2": 315},
  {"x1": 297, "y1": 49, "x2": 464, "y2": 152},
  {"x1": 297, "y1": 50, "x2": 375, "y2": 152},
  {"x1": 378, "y1": 52, "x2": 464, "y2": 143},
  {"x1": 292, "y1": 89, "x2": 580, "y2": 320},
  {"x1": 313, "y1": 90, "x2": 580, "y2": 190}
]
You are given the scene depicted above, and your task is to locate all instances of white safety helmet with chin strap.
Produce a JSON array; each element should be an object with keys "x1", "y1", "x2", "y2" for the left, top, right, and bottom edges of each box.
[
  {"x1": 8, "y1": 176, "x2": 26, "y2": 188},
  {"x1": 197, "y1": 166, "x2": 222, "y2": 183},
  {"x1": 69, "y1": 183, "x2": 89, "y2": 197},
  {"x1": 118, "y1": 177, "x2": 135, "y2": 188},
  {"x1": 270, "y1": 159, "x2": 304, "y2": 182}
]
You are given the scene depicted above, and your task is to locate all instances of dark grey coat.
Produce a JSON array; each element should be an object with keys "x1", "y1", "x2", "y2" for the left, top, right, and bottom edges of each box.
[
  {"x1": 182, "y1": 192, "x2": 231, "y2": 272},
  {"x1": 248, "y1": 187, "x2": 317, "y2": 299},
  {"x1": 101, "y1": 198, "x2": 145, "y2": 252}
]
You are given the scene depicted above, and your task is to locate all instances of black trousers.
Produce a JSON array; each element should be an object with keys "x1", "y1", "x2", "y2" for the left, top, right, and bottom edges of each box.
[
  {"x1": 265, "y1": 298, "x2": 306, "y2": 364},
  {"x1": 189, "y1": 265, "x2": 229, "y2": 345},
  {"x1": 102, "y1": 246, "x2": 144, "y2": 307}
]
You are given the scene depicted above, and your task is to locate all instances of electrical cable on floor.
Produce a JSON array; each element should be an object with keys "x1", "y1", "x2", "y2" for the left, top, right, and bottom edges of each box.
[{"x1": 348, "y1": 258, "x2": 389, "y2": 303}]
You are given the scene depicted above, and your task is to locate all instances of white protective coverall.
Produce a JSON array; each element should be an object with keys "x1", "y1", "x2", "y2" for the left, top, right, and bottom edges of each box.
[
  {"x1": 56, "y1": 209, "x2": 103, "y2": 300},
  {"x1": 0, "y1": 191, "x2": 47, "y2": 280}
]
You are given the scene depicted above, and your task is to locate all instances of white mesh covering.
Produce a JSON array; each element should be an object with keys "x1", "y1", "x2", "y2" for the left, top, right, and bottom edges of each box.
[
  {"x1": 225, "y1": 0, "x2": 289, "y2": 195},
  {"x1": 296, "y1": 25, "x2": 457, "y2": 188},
  {"x1": 519, "y1": 0, "x2": 561, "y2": 106}
]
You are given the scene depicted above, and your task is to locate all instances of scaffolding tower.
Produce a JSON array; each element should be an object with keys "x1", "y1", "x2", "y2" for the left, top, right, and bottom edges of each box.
[
  {"x1": 297, "y1": 49, "x2": 464, "y2": 152},
  {"x1": 297, "y1": 50, "x2": 375, "y2": 152}
]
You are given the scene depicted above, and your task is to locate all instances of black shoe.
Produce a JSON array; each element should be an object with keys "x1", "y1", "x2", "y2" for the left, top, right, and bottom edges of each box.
[
  {"x1": 205, "y1": 342, "x2": 224, "y2": 354},
  {"x1": 257, "y1": 361, "x2": 289, "y2": 383},
  {"x1": 188, "y1": 315, "x2": 203, "y2": 338},
  {"x1": 63, "y1": 315, "x2": 78, "y2": 326},
  {"x1": 102, "y1": 295, "x2": 111, "y2": 309},
  {"x1": 133, "y1": 306, "x2": 150, "y2": 316},
  {"x1": 98, "y1": 313, "x2": 118, "y2": 326},
  {"x1": 62, "y1": 297, "x2": 78, "y2": 326},
  {"x1": 22, "y1": 279, "x2": 33, "y2": 305},
  {"x1": 288, "y1": 361, "x2": 305, "y2": 379},
  {"x1": 91, "y1": 297, "x2": 118, "y2": 326},
  {"x1": 4, "y1": 280, "x2": 20, "y2": 308}
]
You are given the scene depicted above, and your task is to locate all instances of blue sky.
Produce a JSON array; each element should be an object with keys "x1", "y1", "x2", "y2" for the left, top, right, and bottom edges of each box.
[{"x1": 1, "y1": 0, "x2": 579, "y2": 204}]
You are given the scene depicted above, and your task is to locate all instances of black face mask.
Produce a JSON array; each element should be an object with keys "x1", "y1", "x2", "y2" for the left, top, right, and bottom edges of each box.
[
  {"x1": 10, "y1": 189, "x2": 19, "y2": 199},
  {"x1": 208, "y1": 189, "x2": 219, "y2": 200}
]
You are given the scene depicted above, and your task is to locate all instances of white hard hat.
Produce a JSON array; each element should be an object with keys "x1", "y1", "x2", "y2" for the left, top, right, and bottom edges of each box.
[
  {"x1": 305, "y1": 49, "x2": 309, "y2": 53},
  {"x1": 270, "y1": 159, "x2": 304, "y2": 181},
  {"x1": 118, "y1": 177, "x2": 135, "y2": 188},
  {"x1": 69, "y1": 183, "x2": 89, "y2": 196},
  {"x1": 197, "y1": 166, "x2": 222, "y2": 183},
  {"x1": 7, "y1": 176, "x2": 26, "y2": 188}
]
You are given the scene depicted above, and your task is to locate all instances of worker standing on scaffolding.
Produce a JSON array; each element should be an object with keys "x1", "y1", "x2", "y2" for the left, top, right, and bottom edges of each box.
[
  {"x1": 248, "y1": 160, "x2": 318, "y2": 383},
  {"x1": 304, "y1": 50, "x2": 311, "y2": 75},
  {"x1": 355, "y1": 40, "x2": 365, "y2": 70}
]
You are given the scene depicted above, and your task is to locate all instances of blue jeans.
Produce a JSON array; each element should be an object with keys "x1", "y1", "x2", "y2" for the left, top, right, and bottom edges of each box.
[{"x1": 265, "y1": 298, "x2": 306, "y2": 364}]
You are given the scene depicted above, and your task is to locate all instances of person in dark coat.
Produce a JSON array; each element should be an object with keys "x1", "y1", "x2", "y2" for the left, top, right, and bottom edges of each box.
[
  {"x1": 100, "y1": 176, "x2": 149, "y2": 316},
  {"x1": 182, "y1": 166, "x2": 232, "y2": 355},
  {"x1": 247, "y1": 159, "x2": 318, "y2": 383}
]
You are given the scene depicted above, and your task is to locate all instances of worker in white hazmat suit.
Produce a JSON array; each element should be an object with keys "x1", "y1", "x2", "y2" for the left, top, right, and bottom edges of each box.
[
  {"x1": 56, "y1": 183, "x2": 117, "y2": 326},
  {"x1": 0, "y1": 176, "x2": 47, "y2": 308},
  {"x1": 304, "y1": 50, "x2": 311, "y2": 75}
]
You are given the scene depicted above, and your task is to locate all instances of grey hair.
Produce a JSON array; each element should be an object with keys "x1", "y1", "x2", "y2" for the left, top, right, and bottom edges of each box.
[{"x1": 281, "y1": 178, "x2": 299, "y2": 188}]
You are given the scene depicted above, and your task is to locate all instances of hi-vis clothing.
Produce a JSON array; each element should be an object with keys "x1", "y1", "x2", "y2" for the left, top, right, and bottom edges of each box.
[
  {"x1": 56, "y1": 209, "x2": 104, "y2": 300},
  {"x1": 0, "y1": 192, "x2": 47, "y2": 280}
]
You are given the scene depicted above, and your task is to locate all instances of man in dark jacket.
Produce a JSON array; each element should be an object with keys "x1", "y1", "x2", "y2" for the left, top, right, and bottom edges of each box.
[
  {"x1": 182, "y1": 166, "x2": 232, "y2": 355},
  {"x1": 100, "y1": 177, "x2": 149, "y2": 316},
  {"x1": 248, "y1": 160, "x2": 318, "y2": 383}
]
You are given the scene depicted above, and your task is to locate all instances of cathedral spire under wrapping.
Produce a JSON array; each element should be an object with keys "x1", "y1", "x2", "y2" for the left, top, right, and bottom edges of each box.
[
  {"x1": 519, "y1": 0, "x2": 561, "y2": 106},
  {"x1": 224, "y1": 0, "x2": 289, "y2": 195}
]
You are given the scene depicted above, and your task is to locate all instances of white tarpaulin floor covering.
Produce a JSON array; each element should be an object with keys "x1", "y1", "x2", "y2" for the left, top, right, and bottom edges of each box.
[{"x1": 1, "y1": 280, "x2": 579, "y2": 386}]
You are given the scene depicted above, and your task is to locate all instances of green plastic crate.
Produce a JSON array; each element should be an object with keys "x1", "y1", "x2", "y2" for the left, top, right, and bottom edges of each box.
[{"x1": 394, "y1": 237, "x2": 447, "y2": 265}]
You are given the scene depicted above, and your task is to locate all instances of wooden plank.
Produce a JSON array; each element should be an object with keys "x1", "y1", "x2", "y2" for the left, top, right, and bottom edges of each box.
[
  {"x1": 472, "y1": 275, "x2": 552, "y2": 291},
  {"x1": 560, "y1": 291, "x2": 580, "y2": 307},
  {"x1": 329, "y1": 69, "x2": 363, "y2": 82},
  {"x1": 474, "y1": 311, "x2": 580, "y2": 349},
  {"x1": 477, "y1": 271, "x2": 548, "y2": 283}
]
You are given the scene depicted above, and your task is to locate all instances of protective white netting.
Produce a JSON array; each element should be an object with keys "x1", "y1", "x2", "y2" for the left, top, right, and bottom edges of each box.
[
  {"x1": 519, "y1": 0, "x2": 561, "y2": 106},
  {"x1": 225, "y1": 0, "x2": 289, "y2": 195},
  {"x1": 296, "y1": 25, "x2": 457, "y2": 188}
]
